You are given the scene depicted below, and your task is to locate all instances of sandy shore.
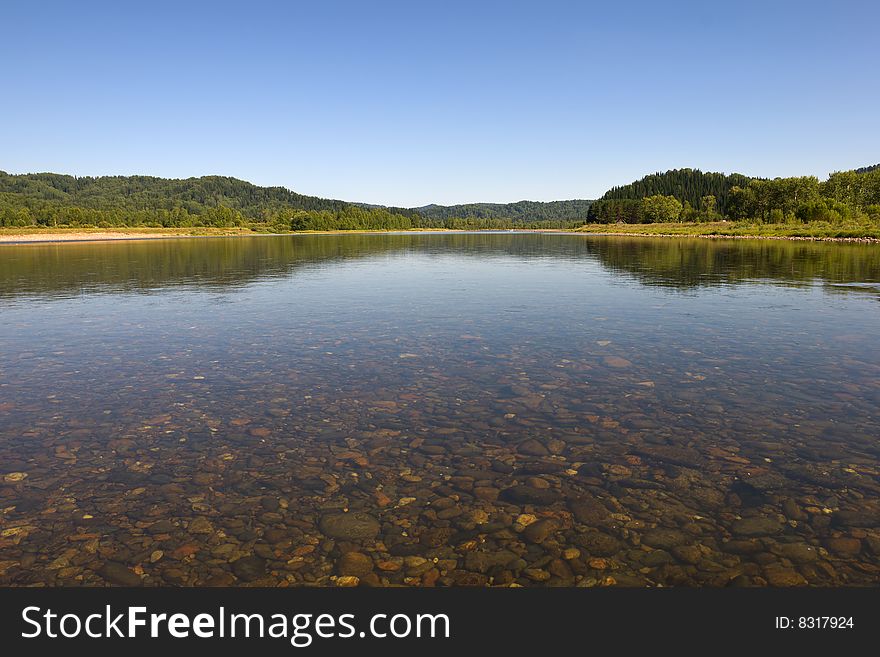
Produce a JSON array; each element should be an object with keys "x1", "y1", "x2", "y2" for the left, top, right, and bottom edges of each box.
[
  {"x1": 2, "y1": 227, "x2": 879, "y2": 244},
  {"x1": 0, "y1": 230, "x2": 259, "y2": 244},
  {"x1": 0, "y1": 228, "x2": 532, "y2": 244}
]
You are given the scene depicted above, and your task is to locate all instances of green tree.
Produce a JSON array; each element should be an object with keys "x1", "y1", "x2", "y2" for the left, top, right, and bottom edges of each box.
[
  {"x1": 700, "y1": 195, "x2": 718, "y2": 219},
  {"x1": 641, "y1": 195, "x2": 683, "y2": 222},
  {"x1": 202, "y1": 205, "x2": 243, "y2": 227}
]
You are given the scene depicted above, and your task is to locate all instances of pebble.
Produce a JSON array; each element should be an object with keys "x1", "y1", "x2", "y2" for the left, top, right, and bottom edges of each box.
[
  {"x1": 731, "y1": 517, "x2": 784, "y2": 537},
  {"x1": 569, "y1": 496, "x2": 610, "y2": 524},
  {"x1": 464, "y1": 550, "x2": 518, "y2": 573},
  {"x1": 832, "y1": 510, "x2": 880, "y2": 528},
  {"x1": 772, "y1": 543, "x2": 818, "y2": 563},
  {"x1": 576, "y1": 531, "x2": 621, "y2": 556},
  {"x1": 97, "y1": 562, "x2": 142, "y2": 586},
  {"x1": 500, "y1": 485, "x2": 560, "y2": 505},
  {"x1": 764, "y1": 565, "x2": 808, "y2": 587},
  {"x1": 147, "y1": 520, "x2": 175, "y2": 534},
  {"x1": 516, "y1": 514, "x2": 538, "y2": 527},
  {"x1": 188, "y1": 516, "x2": 214, "y2": 534},
  {"x1": 470, "y1": 509, "x2": 490, "y2": 524},
  {"x1": 522, "y1": 519, "x2": 558, "y2": 544},
  {"x1": 473, "y1": 487, "x2": 500, "y2": 501},
  {"x1": 523, "y1": 568, "x2": 551, "y2": 582},
  {"x1": 781, "y1": 498, "x2": 806, "y2": 521},
  {"x1": 823, "y1": 537, "x2": 862, "y2": 557},
  {"x1": 641, "y1": 528, "x2": 688, "y2": 550},
  {"x1": 232, "y1": 556, "x2": 266, "y2": 582},
  {"x1": 338, "y1": 551, "x2": 374, "y2": 577},
  {"x1": 517, "y1": 440, "x2": 549, "y2": 456},
  {"x1": 672, "y1": 545, "x2": 703, "y2": 565},
  {"x1": 319, "y1": 512, "x2": 380, "y2": 540}
]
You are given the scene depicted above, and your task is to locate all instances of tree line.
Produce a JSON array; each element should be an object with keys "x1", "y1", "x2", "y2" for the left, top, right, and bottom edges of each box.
[
  {"x1": 586, "y1": 167, "x2": 880, "y2": 224},
  {"x1": 3, "y1": 166, "x2": 879, "y2": 230},
  {"x1": 413, "y1": 199, "x2": 594, "y2": 222},
  {"x1": 0, "y1": 171, "x2": 583, "y2": 230}
]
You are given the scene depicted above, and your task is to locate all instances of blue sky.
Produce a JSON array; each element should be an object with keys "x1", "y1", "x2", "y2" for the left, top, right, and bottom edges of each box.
[{"x1": 2, "y1": 0, "x2": 877, "y2": 206}]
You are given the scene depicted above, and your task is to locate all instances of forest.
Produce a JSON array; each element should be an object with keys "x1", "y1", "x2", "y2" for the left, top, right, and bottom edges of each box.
[
  {"x1": 1, "y1": 166, "x2": 879, "y2": 231},
  {"x1": 0, "y1": 172, "x2": 583, "y2": 230},
  {"x1": 413, "y1": 199, "x2": 594, "y2": 223},
  {"x1": 586, "y1": 167, "x2": 880, "y2": 225}
]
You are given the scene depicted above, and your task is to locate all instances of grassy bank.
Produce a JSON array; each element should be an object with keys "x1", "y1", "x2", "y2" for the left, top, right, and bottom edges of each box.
[
  {"x1": 573, "y1": 220, "x2": 880, "y2": 241},
  {"x1": 3, "y1": 221, "x2": 880, "y2": 244}
]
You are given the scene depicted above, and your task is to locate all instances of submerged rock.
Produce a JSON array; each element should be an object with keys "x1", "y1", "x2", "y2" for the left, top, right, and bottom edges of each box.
[
  {"x1": 97, "y1": 562, "x2": 142, "y2": 586},
  {"x1": 575, "y1": 531, "x2": 621, "y2": 556},
  {"x1": 338, "y1": 551, "x2": 374, "y2": 577},
  {"x1": 642, "y1": 528, "x2": 689, "y2": 550},
  {"x1": 569, "y1": 496, "x2": 610, "y2": 525},
  {"x1": 517, "y1": 439, "x2": 549, "y2": 456},
  {"x1": 731, "y1": 517, "x2": 784, "y2": 537},
  {"x1": 522, "y1": 518, "x2": 559, "y2": 544},
  {"x1": 500, "y1": 485, "x2": 560, "y2": 506},
  {"x1": 232, "y1": 556, "x2": 266, "y2": 582},
  {"x1": 823, "y1": 537, "x2": 862, "y2": 557},
  {"x1": 319, "y1": 512, "x2": 380, "y2": 540}
]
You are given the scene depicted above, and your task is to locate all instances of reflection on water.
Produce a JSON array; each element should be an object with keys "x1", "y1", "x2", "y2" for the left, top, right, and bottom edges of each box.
[{"x1": 0, "y1": 233, "x2": 878, "y2": 587}]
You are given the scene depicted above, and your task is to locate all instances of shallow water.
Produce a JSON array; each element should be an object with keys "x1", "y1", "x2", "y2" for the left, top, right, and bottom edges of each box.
[{"x1": 1, "y1": 233, "x2": 879, "y2": 587}]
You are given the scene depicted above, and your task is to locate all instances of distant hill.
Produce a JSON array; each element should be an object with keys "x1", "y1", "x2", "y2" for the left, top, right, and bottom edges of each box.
[
  {"x1": 411, "y1": 199, "x2": 594, "y2": 222},
  {"x1": 0, "y1": 171, "x2": 578, "y2": 229},
  {"x1": 4, "y1": 163, "x2": 874, "y2": 231},
  {"x1": 0, "y1": 171, "x2": 355, "y2": 217}
]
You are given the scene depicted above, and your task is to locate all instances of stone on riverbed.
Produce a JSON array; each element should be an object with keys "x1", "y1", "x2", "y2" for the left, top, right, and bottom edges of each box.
[
  {"x1": 823, "y1": 537, "x2": 862, "y2": 557},
  {"x1": 97, "y1": 562, "x2": 142, "y2": 586},
  {"x1": 319, "y1": 512, "x2": 380, "y2": 540},
  {"x1": 770, "y1": 542, "x2": 819, "y2": 563},
  {"x1": 517, "y1": 439, "x2": 549, "y2": 456},
  {"x1": 522, "y1": 518, "x2": 559, "y2": 544},
  {"x1": 464, "y1": 550, "x2": 519, "y2": 573},
  {"x1": 731, "y1": 517, "x2": 783, "y2": 537},
  {"x1": 764, "y1": 565, "x2": 808, "y2": 587},
  {"x1": 188, "y1": 516, "x2": 214, "y2": 534},
  {"x1": 832, "y1": 509, "x2": 880, "y2": 528},
  {"x1": 147, "y1": 519, "x2": 175, "y2": 534},
  {"x1": 641, "y1": 528, "x2": 688, "y2": 550},
  {"x1": 232, "y1": 555, "x2": 266, "y2": 582},
  {"x1": 569, "y1": 496, "x2": 610, "y2": 525},
  {"x1": 500, "y1": 485, "x2": 560, "y2": 506},
  {"x1": 338, "y1": 551, "x2": 374, "y2": 577},
  {"x1": 575, "y1": 531, "x2": 621, "y2": 556}
]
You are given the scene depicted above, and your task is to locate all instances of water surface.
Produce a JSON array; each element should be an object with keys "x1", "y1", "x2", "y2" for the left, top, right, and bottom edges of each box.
[{"x1": 1, "y1": 233, "x2": 879, "y2": 587}]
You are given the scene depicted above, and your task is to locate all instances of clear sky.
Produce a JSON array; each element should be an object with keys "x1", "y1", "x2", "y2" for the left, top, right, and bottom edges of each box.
[{"x1": 2, "y1": 0, "x2": 878, "y2": 206}]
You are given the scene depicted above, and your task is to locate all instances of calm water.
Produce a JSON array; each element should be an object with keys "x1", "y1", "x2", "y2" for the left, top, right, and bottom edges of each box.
[{"x1": 1, "y1": 233, "x2": 879, "y2": 587}]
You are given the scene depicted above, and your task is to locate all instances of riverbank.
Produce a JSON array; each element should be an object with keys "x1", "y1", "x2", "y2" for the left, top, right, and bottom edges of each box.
[
  {"x1": 0, "y1": 227, "x2": 478, "y2": 244},
  {"x1": 2, "y1": 221, "x2": 880, "y2": 244},
  {"x1": 0, "y1": 227, "x2": 261, "y2": 243},
  {"x1": 573, "y1": 221, "x2": 880, "y2": 242}
]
